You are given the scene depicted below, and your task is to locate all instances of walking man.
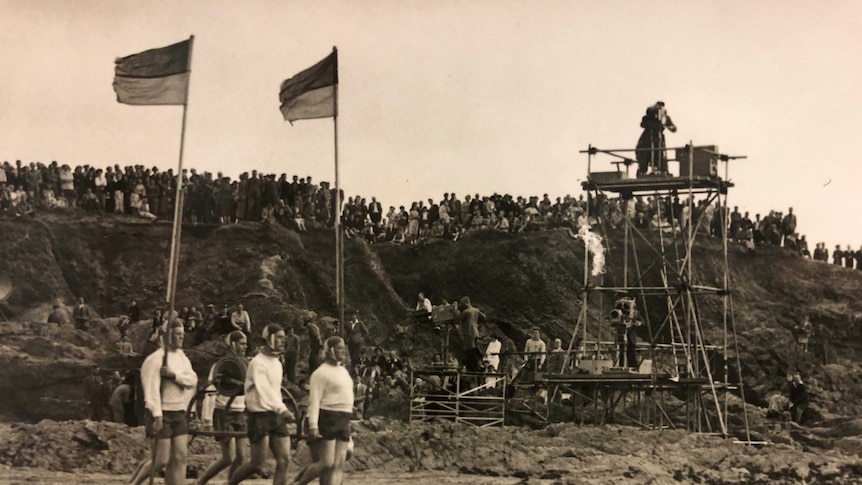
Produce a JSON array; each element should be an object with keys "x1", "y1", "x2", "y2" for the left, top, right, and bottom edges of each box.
[
  {"x1": 293, "y1": 336, "x2": 355, "y2": 485},
  {"x1": 229, "y1": 324, "x2": 294, "y2": 485},
  {"x1": 129, "y1": 319, "x2": 198, "y2": 485},
  {"x1": 197, "y1": 331, "x2": 249, "y2": 484}
]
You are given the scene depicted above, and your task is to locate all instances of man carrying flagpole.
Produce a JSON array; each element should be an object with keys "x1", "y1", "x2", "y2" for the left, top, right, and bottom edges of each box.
[
  {"x1": 128, "y1": 319, "x2": 198, "y2": 485},
  {"x1": 112, "y1": 36, "x2": 196, "y2": 485}
]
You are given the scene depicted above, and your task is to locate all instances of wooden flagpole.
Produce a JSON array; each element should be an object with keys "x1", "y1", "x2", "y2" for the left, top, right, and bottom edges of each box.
[
  {"x1": 166, "y1": 34, "x2": 194, "y2": 356},
  {"x1": 151, "y1": 34, "x2": 193, "y2": 485},
  {"x1": 332, "y1": 46, "x2": 345, "y2": 336}
]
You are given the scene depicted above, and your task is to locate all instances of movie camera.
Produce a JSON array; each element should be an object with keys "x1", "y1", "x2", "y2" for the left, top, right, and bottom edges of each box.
[
  {"x1": 609, "y1": 297, "x2": 641, "y2": 328},
  {"x1": 412, "y1": 302, "x2": 459, "y2": 331}
]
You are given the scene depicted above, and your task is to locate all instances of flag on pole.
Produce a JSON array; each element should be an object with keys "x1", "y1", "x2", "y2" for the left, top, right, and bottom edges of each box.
[
  {"x1": 279, "y1": 50, "x2": 338, "y2": 123},
  {"x1": 113, "y1": 39, "x2": 191, "y2": 105}
]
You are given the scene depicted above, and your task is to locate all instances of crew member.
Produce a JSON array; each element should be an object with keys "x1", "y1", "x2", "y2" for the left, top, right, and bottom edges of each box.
[
  {"x1": 228, "y1": 324, "x2": 294, "y2": 485},
  {"x1": 458, "y1": 296, "x2": 486, "y2": 371},
  {"x1": 197, "y1": 331, "x2": 249, "y2": 485},
  {"x1": 524, "y1": 327, "x2": 547, "y2": 372},
  {"x1": 635, "y1": 101, "x2": 676, "y2": 176},
  {"x1": 129, "y1": 318, "x2": 198, "y2": 485},
  {"x1": 293, "y1": 336, "x2": 355, "y2": 485},
  {"x1": 414, "y1": 292, "x2": 433, "y2": 322}
]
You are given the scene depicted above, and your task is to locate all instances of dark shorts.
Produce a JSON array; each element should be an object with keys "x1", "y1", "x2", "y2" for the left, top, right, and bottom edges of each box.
[
  {"x1": 317, "y1": 409, "x2": 352, "y2": 442},
  {"x1": 214, "y1": 408, "x2": 248, "y2": 442},
  {"x1": 145, "y1": 410, "x2": 188, "y2": 440},
  {"x1": 247, "y1": 411, "x2": 290, "y2": 444}
]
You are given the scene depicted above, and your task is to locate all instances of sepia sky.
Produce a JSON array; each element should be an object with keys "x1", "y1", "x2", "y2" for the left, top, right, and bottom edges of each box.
[{"x1": 2, "y1": 1, "x2": 861, "y2": 250}]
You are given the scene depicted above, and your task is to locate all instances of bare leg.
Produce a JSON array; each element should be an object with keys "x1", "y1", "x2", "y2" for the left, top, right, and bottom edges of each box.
[
  {"x1": 196, "y1": 438, "x2": 236, "y2": 485},
  {"x1": 165, "y1": 434, "x2": 188, "y2": 485},
  {"x1": 128, "y1": 458, "x2": 148, "y2": 485},
  {"x1": 269, "y1": 435, "x2": 292, "y2": 485},
  {"x1": 293, "y1": 439, "x2": 334, "y2": 485},
  {"x1": 129, "y1": 439, "x2": 170, "y2": 485},
  {"x1": 228, "y1": 436, "x2": 268, "y2": 485},
  {"x1": 320, "y1": 439, "x2": 350, "y2": 485},
  {"x1": 230, "y1": 438, "x2": 248, "y2": 479}
]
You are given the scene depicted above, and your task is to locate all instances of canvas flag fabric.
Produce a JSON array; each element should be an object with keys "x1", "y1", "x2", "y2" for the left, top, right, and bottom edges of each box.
[
  {"x1": 113, "y1": 39, "x2": 191, "y2": 105},
  {"x1": 279, "y1": 51, "x2": 338, "y2": 123}
]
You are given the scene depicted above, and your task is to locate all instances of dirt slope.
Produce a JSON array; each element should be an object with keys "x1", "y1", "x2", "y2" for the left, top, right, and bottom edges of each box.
[{"x1": 1, "y1": 215, "x2": 862, "y2": 424}]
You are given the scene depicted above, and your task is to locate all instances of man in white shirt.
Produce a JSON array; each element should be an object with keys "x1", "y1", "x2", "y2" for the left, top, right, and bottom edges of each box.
[
  {"x1": 415, "y1": 292, "x2": 432, "y2": 313},
  {"x1": 129, "y1": 319, "x2": 198, "y2": 485},
  {"x1": 524, "y1": 327, "x2": 547, "y2": 372},
  {"x1": 231, "y1": 304, "x2": 252, "y2": 336},
  {"x1": 228, "y1": 324, "x2": 294, "y2": 485}
]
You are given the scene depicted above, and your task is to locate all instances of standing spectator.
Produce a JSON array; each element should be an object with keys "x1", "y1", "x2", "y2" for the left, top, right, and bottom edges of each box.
[
  {"x1": 305, "y1": 317, "x2": 323, "y2": 372},
  {"x1": 216, "y1": 305, "x2": 232, "y2": 335},
  {"x1": 845, "y1": 245, "x2": 855, "y2": 269},
  {"x1": 833, "y1": 245, "x2": 843, "y2": 266},
  {"x1": 128, "y1": 299, "x2": 141, "y2": 323},
  {"x1": 345, "y1": 311, "x2": 368, "y2": 374},
  {"x1": 795, "y1": 316, "x2": 813, "y2": 354},
  {"x1": 788, "y1": 373, "x2": 809, "y2": 425},
  {"x1": 84, "y1": 367, "x2": 105, "y2": 421},
  {"x1": 108, "y1": 373, "x2": 134, "y2": 424},
  {"x1": 73, "y1": 296, "x2": 91, "y2": 331},
  {"x1": 59, "y1": 164, "x2": 75, "y2": 207},
  {"x1": 458, "y1": 296, "x2": 486, "y2": 371},
  {"x1": 368, "y1": 196, "x2": 382, "y2": 226},
  {"x1": 283, "y1": 326, "x2": 301, "y2": 383},
  {"x1": 782, "y1": 207, "x2": 797, "y2": 246}
]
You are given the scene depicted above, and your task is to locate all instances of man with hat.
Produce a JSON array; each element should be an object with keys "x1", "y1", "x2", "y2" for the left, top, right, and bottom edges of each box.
[{"x1": 635, "y1": 100, "x2": 677, "y2": 176}]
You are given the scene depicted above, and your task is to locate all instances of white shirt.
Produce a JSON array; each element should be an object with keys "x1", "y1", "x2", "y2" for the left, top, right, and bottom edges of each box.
[
  {"x1": 307, "y1": 362, "x2": 354, "y2": 430},
  {"x1": 244, "y1": 352, "x2": 287, "y2": 414},
  {"x1": 524, "y1": 338, "x2": 547, "y2": 367},
  {"x1": 484, "y1": 339, "x2": 502, "y2": 371},
  {"x1": 141, "y1": 347, "x2": 198, "y2": 418},
  {"x1": 231, "y1": 310, "x2": 252, "y2": 333},
  {"x1": 416, "y1": 298, "x2": 432, "y2": 313}
]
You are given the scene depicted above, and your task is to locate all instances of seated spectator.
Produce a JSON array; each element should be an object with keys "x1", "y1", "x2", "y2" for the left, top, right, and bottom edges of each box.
[
  {"x1": 116, "y1": 315, "x2": 131, "y2": 339},
  {"x1": 116, "y1": 335, "x2": 136, "y2": 356},
  {"x1": 137, "y1": 197, "x2": 157, "y2": 220},
  {"x1": 81, "y1": 188, "x2": 99, "y2": 212}
]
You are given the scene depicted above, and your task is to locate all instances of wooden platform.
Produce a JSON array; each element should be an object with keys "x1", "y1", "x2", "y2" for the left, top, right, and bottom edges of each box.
[{"x1": 581, "y1": 174, "x2": 733, "y2": 194}]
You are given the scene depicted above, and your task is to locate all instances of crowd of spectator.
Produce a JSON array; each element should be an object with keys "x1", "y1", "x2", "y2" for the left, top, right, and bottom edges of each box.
[
  {"x1": 0, "y1": 160, "x2": 342, "y2": 226},
  {"x1": 7, "y1": 159, "x2": 861, "y2": 271}
]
